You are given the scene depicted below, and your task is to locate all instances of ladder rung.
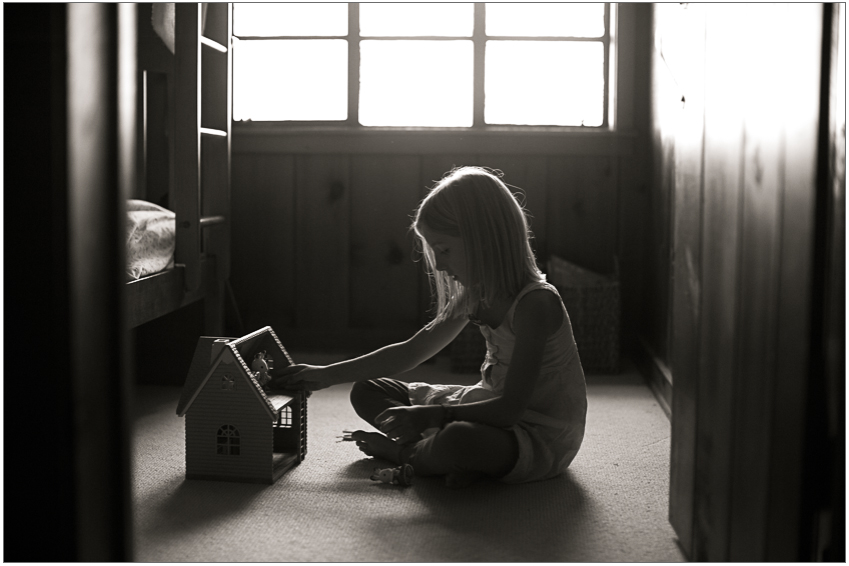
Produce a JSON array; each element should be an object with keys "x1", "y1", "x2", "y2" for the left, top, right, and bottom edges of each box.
[
  {"x1": 200, "y1": 215, "x2": 227, "y2": 227},
  {"x1": 200, "y1": 36, "x2": 227, "y2": 53},
  {"x1": 200, "y1": 127, "x2": 227, "y2": 137}
]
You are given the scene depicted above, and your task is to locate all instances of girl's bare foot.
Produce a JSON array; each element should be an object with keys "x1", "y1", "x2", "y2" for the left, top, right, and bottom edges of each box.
[{"x1": 350, "y1": 431, "x2": 403, "y2": 464}]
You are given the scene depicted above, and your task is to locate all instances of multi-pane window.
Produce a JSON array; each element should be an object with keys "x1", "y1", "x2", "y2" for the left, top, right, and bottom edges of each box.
[
  {"x1": 277, "y1": 406, "x2": 292, "y2": 428},
  {"x1": 217, "y1": 425, "x2": 241, "y2": 455},
  {"x1": 233, "y1": 3, "x2": 611, "y2": 128}
]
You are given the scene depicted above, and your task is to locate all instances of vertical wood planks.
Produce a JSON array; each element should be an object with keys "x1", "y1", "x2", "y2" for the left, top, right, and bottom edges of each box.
[
  {"x1": 231, "y1": 154, "x2": 296, "y2": 331},
  {"x1": 230, "y1": 150, "x2": 631, "y2": 341},
  {"x1": 693, "y1": 6, "x2": 747, "y2": 559},
  {"x1": 350, "y1": 156, "x2": 421, "y2": 329},
  {"x1": 547, "y1": 155, "x2": 617, "y2": 275},
  {"x1": 728, "y1": 5, "x2": 785, "y2": 557},
  {"x1": 295, "y1": 155, "x2": 351, "y2": 329},
  {"x1": 657, "y1": 4, "x2": 825, "y2": 561},
  {"x1": 615, "y1": 153, "x2": 649, "y2": 343},
  {"x1": 666, "y1": 4, "x2": 706, "y2": 559},
  {"x1": 765, "y1": 4, "x2": 822, "y2": 559}
]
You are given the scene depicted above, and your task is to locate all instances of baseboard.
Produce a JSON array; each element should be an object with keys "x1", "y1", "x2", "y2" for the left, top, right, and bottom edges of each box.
[{"x1": 632, "y1": 338, "x2": 673, "y2": 419}]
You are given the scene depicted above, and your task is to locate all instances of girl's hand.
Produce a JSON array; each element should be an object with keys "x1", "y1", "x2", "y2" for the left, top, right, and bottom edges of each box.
[
  {"x1": 375, "y1": 405, "x2": 442, "y2": 444},
  {"x1": 267, "y1": 364, "x2": 331, "y2": 392}
]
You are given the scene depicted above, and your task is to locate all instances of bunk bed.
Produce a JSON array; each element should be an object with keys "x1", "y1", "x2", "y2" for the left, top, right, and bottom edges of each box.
[{"x1": 127, "y1": 3, "x2": 231, "y2": 335}]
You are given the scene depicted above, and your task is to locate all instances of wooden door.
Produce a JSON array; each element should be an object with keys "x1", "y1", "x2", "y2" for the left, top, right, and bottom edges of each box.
[{"x1": 665, "y1": 4, "x2": 830, "y2": 560}]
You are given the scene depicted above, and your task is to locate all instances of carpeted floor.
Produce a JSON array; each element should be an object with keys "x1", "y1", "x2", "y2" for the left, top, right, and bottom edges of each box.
[{"x1": 131, "y1": 353, "x2": 685, "y2": 562}]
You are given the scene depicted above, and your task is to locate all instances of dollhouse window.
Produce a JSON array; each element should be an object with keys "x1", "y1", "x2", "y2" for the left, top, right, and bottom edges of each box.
[
  {"x1": 277, "y1": 406, "x2": 292, "y2": 428},
  {"x1": 221, "y1": 375, "x2": 236, "y2": 390},
  {"x1": 233, "y1": 3, "x2": 612, "y2": 128},
  {"x1": 217, "y1": 425, "x2": 241, "y2": 455}
]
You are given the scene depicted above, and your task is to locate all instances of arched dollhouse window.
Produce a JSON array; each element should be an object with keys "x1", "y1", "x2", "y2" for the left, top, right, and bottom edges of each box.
[
  {"x1": 278, "y1": 406, "x2": 292, "y2": 428},
  {"x1": 221, "y1": 374, "x2": 235, "y2": 390},
  {"x1": 217, "y1": 425, "x2": 240, "y2": 455}
]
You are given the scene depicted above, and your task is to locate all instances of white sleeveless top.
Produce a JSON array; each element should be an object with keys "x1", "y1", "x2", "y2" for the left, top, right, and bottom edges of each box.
[{"x1": 408, "y1": 281, "x2": 588, "y2": 483}]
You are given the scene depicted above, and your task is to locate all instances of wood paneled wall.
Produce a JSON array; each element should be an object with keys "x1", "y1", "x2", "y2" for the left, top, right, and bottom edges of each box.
[
  {"x1": 230, "y1": 150, "x2": 628, "y2": 350},
  {"x1": 650, "y1": 4, "x2": 841, "y2": 561},
  {"x1": 226, "y1": 4, "x2": 655, "y2": 354}
]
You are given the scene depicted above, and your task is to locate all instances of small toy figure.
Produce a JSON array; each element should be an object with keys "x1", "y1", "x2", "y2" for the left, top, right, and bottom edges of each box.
[
  {"x1": 370, "y1": 464, "x2": 414, "y2": 487},
  {"x1": 251, "y1": 350, "x2": 273, "y2": 386}
]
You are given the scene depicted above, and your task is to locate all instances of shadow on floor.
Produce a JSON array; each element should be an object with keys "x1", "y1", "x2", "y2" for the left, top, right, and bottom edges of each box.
[
  {"x1": 142, "y1": 476, "x2": 271, "y2": 538},
  {"x1": 359, "y1": 469, "x2": 593, "y2": 561}
]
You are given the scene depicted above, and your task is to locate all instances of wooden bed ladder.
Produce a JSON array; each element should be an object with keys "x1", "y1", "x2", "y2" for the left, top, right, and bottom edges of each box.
[{"x1": 174, "y1": 3, "x2": 232, "y2": 292}]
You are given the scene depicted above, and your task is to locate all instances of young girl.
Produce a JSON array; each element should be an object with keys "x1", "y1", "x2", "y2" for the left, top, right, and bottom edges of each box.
[{"x1": 269, "y1": 166, "x2": 587, "y2": 487}]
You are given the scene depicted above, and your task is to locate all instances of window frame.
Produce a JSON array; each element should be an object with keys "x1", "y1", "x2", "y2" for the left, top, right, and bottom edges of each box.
[
  {"x1": 216, "y1": 425, "x2": 241, "y2": 456},
  {"x1": 232, "y1": 2, "x2": 613, "y2": 130},
  {"x1": 276, "y1": 406, "x2": 292, "y2": 428}
]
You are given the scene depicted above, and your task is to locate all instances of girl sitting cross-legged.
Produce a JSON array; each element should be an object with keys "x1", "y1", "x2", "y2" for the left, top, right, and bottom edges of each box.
[{"x1": 268, "y1": 166, "x2": 587, "y2": 488}]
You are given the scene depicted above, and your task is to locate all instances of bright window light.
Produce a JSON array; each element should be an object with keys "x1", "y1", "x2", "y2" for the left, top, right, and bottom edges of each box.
[
  {"x1": 486, "y1": 3, "x2": 605, "y2": 38},
  {"x1": 233, "y1": 39, "x2": 347, "y2": 121},
  {"x1": 359, "y1": 40, "x2": 473, "y2": 127},
  {"x1": 232, "y1": 3, "x2": 610, "y2": 127},
  {"x1": 233, "y1": 3, "x2": 347, "y2": 37},
  {"x1": 359, "y1": 3, "x2": 473, "y2": 37},
  {"x1": 485, "y1": 41, "x2": 604, "y2": 126}
]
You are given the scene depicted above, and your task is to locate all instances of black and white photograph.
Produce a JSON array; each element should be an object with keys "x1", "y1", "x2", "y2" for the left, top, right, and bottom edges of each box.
[{"x1": 4, "y1": 2, "x2": 845, "y2": 562}]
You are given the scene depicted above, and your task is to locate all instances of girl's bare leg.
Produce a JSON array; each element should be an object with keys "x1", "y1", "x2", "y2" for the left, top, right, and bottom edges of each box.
[{"x1": 352, "y1": 421, "x2": 518, "y2": 485}]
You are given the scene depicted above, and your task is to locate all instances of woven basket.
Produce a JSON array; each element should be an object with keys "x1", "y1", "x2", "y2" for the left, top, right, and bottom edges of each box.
[
  {"x1": 547, "y1": 256, "x2": 620, "y2": 374},
  {"x1": 449, "y1": 323, "x2": 486, "y2": 373}
]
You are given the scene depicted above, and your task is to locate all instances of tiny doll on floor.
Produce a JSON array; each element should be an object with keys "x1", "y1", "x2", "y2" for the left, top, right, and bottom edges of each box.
[{"x1": 269, "y1": 166, "x2": 587, "y2": 488}]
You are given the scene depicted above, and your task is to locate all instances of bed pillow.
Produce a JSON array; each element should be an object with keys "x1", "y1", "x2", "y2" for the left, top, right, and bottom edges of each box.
[{"x1": 127, "y1": 199, "x2": 176, "y2": 280}]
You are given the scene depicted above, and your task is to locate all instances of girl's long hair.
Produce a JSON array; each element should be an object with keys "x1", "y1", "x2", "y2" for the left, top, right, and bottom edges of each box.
[{"x1": 413, "y1": 166, "x2": 545, "y2": 326}]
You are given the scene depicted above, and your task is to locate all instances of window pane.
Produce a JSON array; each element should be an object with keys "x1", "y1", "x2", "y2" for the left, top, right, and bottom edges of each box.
[
  {"x1": 360, "y1": 3, "x2": 474, "y2": 37},
  {"x1": 233, "y1": 40, "x2": 347, "y2": 121},
  {"x1": 233, "y1": 3, "x2": 347, "y2": 37},
  {"x1": 486, "y1": 3, "x2": 605, "y2": 38},
  {"x1": 485, "y1": 41, "x2": 604, "y2": 126},
  {"x1": 360, "y1": 40, "x2": 473, "y2": 127}
]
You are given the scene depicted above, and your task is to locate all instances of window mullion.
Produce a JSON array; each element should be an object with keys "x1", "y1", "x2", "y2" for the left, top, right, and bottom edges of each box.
[
  {"x1": 473, "y1": 2, "x2": 485, "y2": 127},
  {"x1": 602, "y1": 2, "x2": 610, "y2": 128},
  {"x1": 348, "y1": 3, "x2": 360, "y2": 126}
]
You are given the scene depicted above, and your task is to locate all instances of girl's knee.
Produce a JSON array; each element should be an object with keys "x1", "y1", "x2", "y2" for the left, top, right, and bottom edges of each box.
[
  {"x1": 350, "y1": 378, "x2": 388, "y2": 403},
  {"x1": 349, "y1": 380, "x2": 381, "y2": 421},
  {"x1": 437, "y1": 421, "x2": 484, "y2": 457},
  {"x1": 350, "y1": 379, "x2": 411, "y2": 426},
  {"x1": 349, "y1": 380, "x2": 371, "y2": 406}
]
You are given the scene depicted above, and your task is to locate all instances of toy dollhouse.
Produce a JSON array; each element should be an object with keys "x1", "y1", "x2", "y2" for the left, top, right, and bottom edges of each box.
[{"x1": 176, "y1": 326, "x2": 307, "y2": 484}]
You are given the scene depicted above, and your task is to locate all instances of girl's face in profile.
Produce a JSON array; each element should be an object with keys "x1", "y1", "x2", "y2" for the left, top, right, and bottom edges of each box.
[{"x1": 419, "y1": 224, "x2": 467, "y2": 285}]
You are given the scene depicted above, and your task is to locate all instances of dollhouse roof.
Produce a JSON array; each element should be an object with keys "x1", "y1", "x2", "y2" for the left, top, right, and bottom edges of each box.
[{"x1": 176, "y1": 326, "x2": 297, "y2": 419}]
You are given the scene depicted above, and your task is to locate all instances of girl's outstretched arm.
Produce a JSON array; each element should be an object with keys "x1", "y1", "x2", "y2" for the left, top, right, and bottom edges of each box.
[{"x1": 267, "y1": 314, "x2": 469, "y2": 390}]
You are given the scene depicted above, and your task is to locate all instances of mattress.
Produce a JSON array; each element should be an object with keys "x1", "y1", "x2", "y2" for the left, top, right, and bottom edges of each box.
[{"x1": 127, "y1": 199, "x2": 176, "y2": 280}]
